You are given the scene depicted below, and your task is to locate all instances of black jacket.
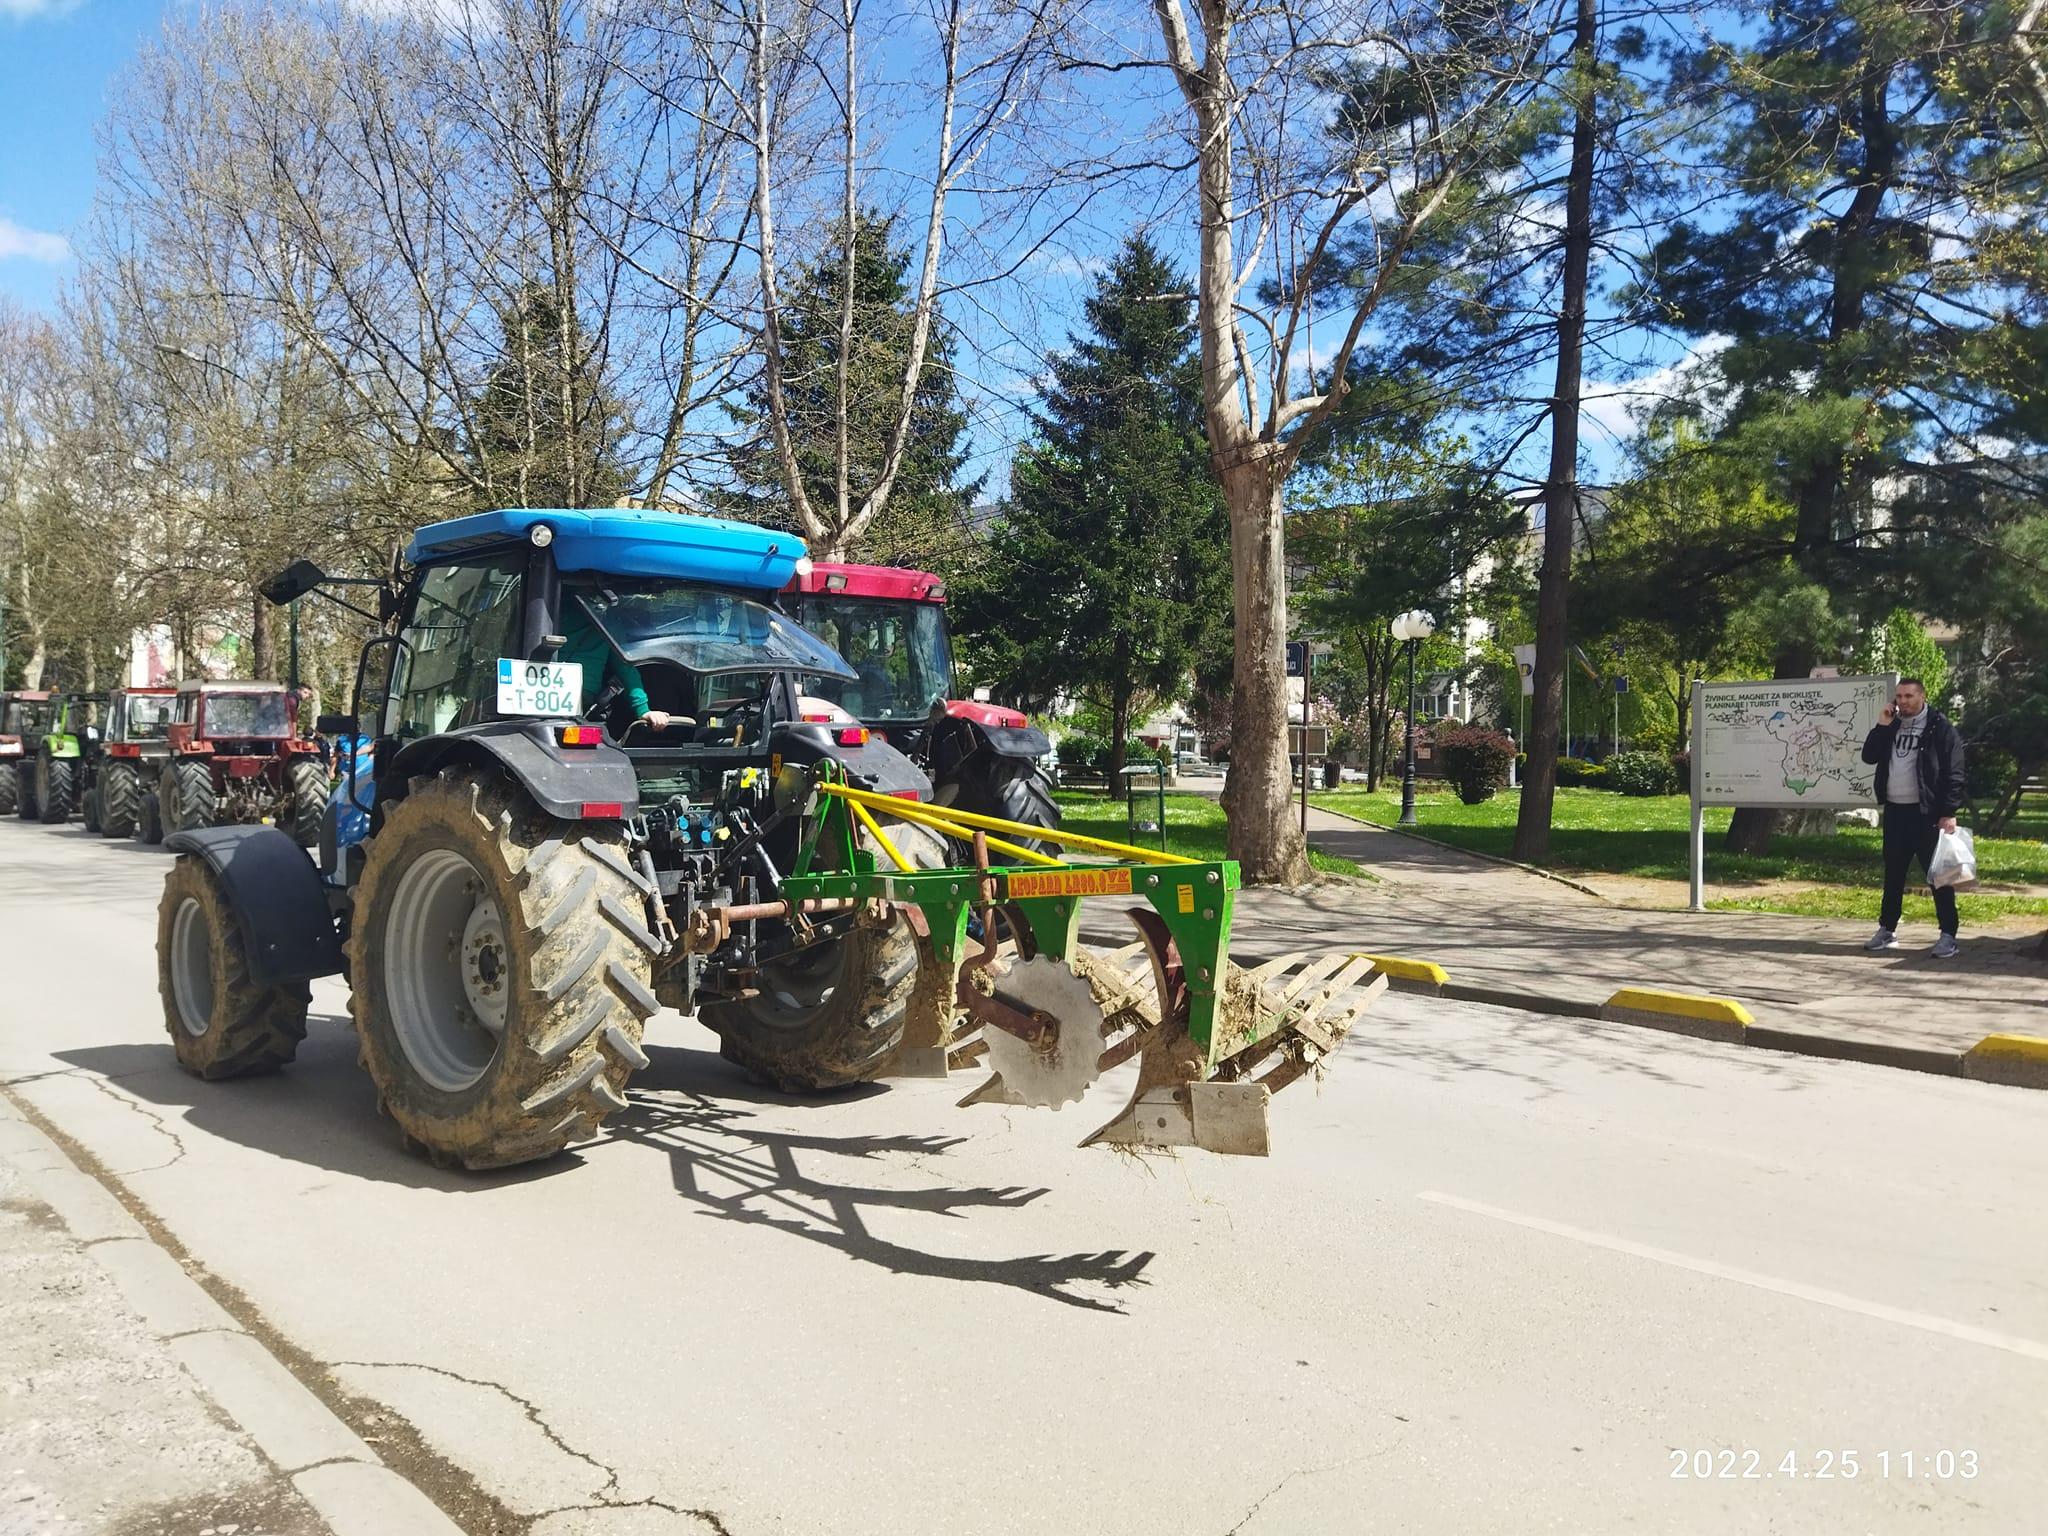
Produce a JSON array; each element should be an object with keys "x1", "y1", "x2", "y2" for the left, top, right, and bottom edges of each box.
[{"x1": 1861, "y1": 710, "x2": 1965, "y2": 816}]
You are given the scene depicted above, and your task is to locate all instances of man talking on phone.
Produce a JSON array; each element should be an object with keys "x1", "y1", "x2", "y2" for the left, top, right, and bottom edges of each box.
[{"x1": 1859, "y1": 678, "x2": 1966, "y2": 958}]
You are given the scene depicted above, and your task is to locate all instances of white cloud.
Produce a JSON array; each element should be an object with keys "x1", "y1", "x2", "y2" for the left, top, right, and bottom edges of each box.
[
  {"x1": 0, "y1": 0, "x2": 83, "y2": 19},
  {"x1": 0, "y1": 217, "x2": 70, "y2": 264},
  {"x1": 1583, "y1": 334, "x2": 1731, "y2": 442}
]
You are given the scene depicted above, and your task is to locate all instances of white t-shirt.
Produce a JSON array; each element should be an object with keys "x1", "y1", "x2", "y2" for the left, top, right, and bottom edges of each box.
[{"x1": 1887, "y1": 709, "x2": 1928, "y2": 804}]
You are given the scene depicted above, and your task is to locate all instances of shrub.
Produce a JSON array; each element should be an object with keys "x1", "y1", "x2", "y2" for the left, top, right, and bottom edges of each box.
[
  {"x1": 1555, "y1": 755, "x2": 1605, "y2": 787},
  {"x1": 1634, "y1": 721, "x2": 1679, "y2": 757},
  {"x1": 1055, "y1": 733, "x2": 1159, "y2": 779},
  {"x1": 1604, "y1": 750, "x2": 1678, "y2": 796},
  {"x1": 1434, "y1": 725, "x2": 1517, "y2": 804}
]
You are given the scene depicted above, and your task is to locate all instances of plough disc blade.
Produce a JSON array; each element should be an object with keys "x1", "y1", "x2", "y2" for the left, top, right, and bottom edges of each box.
[{"x1": 1084, "y1": 932, "x2": 1385, "y2": 1157}]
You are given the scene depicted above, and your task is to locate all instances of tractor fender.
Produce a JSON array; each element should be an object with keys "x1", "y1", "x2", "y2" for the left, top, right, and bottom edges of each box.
[
  {"x1": 383, "y1": 719, "x2": 640, "y2": 821},
  {"x1": 928, "y1": 712, "x2": 1050, "y2": 782},
  {"x1": 165, "y1": 826, "x2": 345, "y2": 986}
]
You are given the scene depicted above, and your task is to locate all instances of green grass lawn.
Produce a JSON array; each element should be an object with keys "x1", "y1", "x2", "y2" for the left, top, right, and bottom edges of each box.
[
  {"x1": 1310, "y1": 785, "x2": 2048, "y2": 918},
  {"x1": 1052, "y1": 790, "x2": 1363, "y2": 879}
]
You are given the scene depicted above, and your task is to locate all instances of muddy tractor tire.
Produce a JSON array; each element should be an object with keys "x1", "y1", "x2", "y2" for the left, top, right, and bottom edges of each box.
[
  {"x1": 286, "y1": 758, "x2": 329, "y2": 848},
  {"x1": 159, "y1": 857, "x2": 311, "y2": 1079},
  {"x1": 99, "y1": 762, "x2": 142, "y2": 838},
  {"x1": 163, "y1": 759, "x2": 216, "y2": 835},
  {"x1": 704, "y1": 822, "x2": 947, "y2": 1093},
  {"x1": 347, "y1": 771, "x2": 660, "y2": 1170},
  {"x1": 37, "y1": 757, "x2": 74, "y2": 824},
  {"x1": 13, "y1": 761, "x2": 36, "y2": 820},
  {"x1": 939, "y1": 760, "x2": 1060, "y2": 855},
  {"x1": 0, "y1": 762, "x2": 17, "y2": 817},
  {"x1": 83, "y1": 775, "x2": 102, "y2": 833},
  {"x1": 136, "y1": 789, "x2": 165, "y2": 846}
]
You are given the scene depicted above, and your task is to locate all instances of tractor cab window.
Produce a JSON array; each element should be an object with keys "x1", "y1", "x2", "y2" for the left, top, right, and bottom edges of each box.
[
  {"x1": 205, "y1": 692, "x2": 292, "y2": 739},
  {"x1": 5, "y1": 701, "x2": 51, "y2": 736},
  {"x1": 122, "y1": 695, "x2": 174, "y2": 740},
  {"x1": 392, "y1": 556, "x2": 525, "y2": 738},
  {"x1": 796, "y1": 597, "x2": 953, "y2": 723}
]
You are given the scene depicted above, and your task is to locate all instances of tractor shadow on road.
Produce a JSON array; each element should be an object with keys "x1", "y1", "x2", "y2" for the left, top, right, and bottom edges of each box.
[
  {"x1": 602, "y1": 1041, "x2": 1157, "y2": 1313},
  {"x1": 52, "y1": 1031, "x2": 1158, "y2": 1312}
]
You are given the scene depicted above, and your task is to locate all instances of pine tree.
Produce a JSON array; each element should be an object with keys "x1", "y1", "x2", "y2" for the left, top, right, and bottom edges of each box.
[
  {"x1": 953, "y1": 236, "x2": 1230, "y2": 784},
  {"x1": 467, "y1": 281, "x2": 628, "y2": 511},
  {"x1": 722, "y1": 212, "x2": 978, "y2": 564},
  {"x1": 1638, "y1": 1, "x2": 2048, "y2": 848}
]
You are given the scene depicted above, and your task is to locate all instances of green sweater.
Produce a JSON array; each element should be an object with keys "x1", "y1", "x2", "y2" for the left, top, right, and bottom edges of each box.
[{"x1": 558, "y1": 617, "x2": 650, "y2": 718}]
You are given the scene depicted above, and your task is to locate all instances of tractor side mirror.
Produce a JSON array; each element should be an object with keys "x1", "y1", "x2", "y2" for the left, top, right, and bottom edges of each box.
[
  {"x1": 377, "y1": 585, "x2": 401, "y2": 623},
  {"x1": 261, "y1": 559, "x2": 328, "y2": 606}
]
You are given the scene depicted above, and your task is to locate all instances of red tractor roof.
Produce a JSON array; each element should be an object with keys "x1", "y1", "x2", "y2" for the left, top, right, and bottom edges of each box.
[
  {"x1": 785, "y1": 562, "x2": 946, "y2": 604},
  {"x1": 118, "y1": 685, "x2": 177, "y2": 696}
]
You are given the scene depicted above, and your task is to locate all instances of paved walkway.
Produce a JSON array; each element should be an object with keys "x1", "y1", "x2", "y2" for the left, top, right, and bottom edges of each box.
[{"x1": 1090, "y1": 807, "x2": 2046, "y2": 1063}]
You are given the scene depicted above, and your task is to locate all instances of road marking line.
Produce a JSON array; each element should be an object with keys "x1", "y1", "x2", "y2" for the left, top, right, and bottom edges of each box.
[{"x1": 1417, "y1": 1190, "x2": 2048, "y2": 1363}]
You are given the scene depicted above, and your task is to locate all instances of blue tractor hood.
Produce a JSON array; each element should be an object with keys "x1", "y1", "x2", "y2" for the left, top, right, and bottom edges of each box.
[{"x1": 406, "y1": 508, "x2": 808, "y2": 592}]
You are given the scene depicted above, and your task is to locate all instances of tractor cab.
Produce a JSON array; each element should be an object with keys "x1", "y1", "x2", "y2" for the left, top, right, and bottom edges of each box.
[
  {"x1": 0, "y1": 691, "x2": 54, "y2": 818},
  {"x1": 107, "y1": 687, "x2": 178, "y2": 753},
  {"x1": 170, "y1": 681, "x2": 304, "y2": 753}
]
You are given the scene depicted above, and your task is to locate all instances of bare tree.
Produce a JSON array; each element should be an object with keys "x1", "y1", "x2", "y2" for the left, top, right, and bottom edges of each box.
[{"x1": 1142, "y1": 0, "x2": 1561, "y2": 882}]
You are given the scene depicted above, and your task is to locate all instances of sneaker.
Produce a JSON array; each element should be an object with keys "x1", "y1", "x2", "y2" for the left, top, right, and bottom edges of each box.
[
  {"x1": 1930, "y1": 933, "x2": 1960, "y2": 960},
  {"x1": 1864, "y1": 928, "x2": 1898, "y2": 952}
]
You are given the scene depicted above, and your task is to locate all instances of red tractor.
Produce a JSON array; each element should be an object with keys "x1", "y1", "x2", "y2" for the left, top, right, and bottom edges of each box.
[
  {"x1": 0, "y1": 690, "x2": 53, "y2": 818},
  {"x1": 153, "y1": 680, "x2": 329, "y2": 846},
  {"x1": 781, "y1": 563, "x2": 1058, "y2": 841}
]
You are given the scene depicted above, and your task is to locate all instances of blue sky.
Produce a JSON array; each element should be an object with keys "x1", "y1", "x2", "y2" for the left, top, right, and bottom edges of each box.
[{"x1": 0, "y1": 0, "x2": 166, "y2": 310}]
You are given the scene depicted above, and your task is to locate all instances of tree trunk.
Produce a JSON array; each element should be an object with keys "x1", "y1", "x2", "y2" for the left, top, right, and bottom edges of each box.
[
  {"x1": 250, "y1": 589, "x2": 272, "y2": 680},
  {"x1": 1511, "y1": 0, "x2": 1596, "y2": 863},
  {"x1": 1109, "y1": 676, "x2": 1131, "y2": 795},
  {"x1": 1217, "y1": 457, "x2": 1310, "y2": 884}
]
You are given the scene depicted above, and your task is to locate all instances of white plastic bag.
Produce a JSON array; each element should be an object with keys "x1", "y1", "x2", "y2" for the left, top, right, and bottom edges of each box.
[{"x1": 1927, "y1": 826, "x2": 1978, "y2": 892}]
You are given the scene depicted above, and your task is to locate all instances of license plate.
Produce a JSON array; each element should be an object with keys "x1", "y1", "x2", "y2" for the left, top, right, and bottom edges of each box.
[{"x1": 497, "y1": 659, "x2": 584, "y2": 718}]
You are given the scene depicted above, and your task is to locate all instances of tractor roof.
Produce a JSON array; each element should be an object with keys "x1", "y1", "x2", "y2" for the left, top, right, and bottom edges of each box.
[
  {"x1": 785, "y1": 562, "x2": 946, "y2": 604},
  {"x1": 407, "y1": 508, "x2": 807, "y2": 593},
  {"x1": 115, "y1": 685, "x2": 177, "y2": 696},
  {"x1": 178, "y1": 680, "x2": 288, "y2": 695},
  {"x1": 1, "y1": 691, "x2": 52, "y2": 703}
]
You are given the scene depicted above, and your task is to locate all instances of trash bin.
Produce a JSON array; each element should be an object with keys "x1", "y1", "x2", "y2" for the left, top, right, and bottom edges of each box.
[{"x1": 1322, "y1": 758, "x2": 1343, "y2": 789}]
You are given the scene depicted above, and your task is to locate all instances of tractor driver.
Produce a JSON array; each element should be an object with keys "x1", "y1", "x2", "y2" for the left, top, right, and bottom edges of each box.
[{"x1": 558, "y1": 608, "x2": 674, "y2": 738}]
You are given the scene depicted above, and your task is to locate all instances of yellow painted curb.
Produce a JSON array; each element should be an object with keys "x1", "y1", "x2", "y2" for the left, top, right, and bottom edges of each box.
[
  {"x1": 1966, "y1": 1034, "x2": 2048, "y2": 1063},
  {"x1": 1602, "y1": 987, "x2": 1754, "y2": 1027},
  {"x1": 1962, "y1": 1034, "x2": 2048, "y2": 1089},
  {"x1": 1358, "y1": 954, "x2": 1449, "y2": 988}
]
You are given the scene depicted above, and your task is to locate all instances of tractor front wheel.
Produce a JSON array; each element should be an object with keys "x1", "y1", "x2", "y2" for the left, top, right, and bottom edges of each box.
[
  {"x1": 159, "y1": 857, "x2": 309, "y2": 1078},
  {"x1": 99, "y1": 763, "x2": 141, "y2": 838},
  {"x1": 0, "y1": 762, "x2": 16, "y2": 817},
  {"x1": 136, "y1": 790, "x2": 165, "y2": 846},
  {"x1": 348, "y1": 772, "x2": 660, "y2": 1169},
  {"x1": 37, "y1": 757, "x2": 74, "y2": 824},
  {"x1": 163, "y1": 759, "x2": 216, "y2": 834},
  {"x1": 703, "y1": 822, "x2": 947, "y2": 1092},
  {"x1": 16, "y1": 762, "x2": 39, "y2": 820},
  {"x1": 286, "y1": 758, "x2": 328, "y2": 847}
]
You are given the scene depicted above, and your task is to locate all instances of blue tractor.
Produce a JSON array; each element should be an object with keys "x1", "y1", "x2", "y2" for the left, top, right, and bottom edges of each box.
[{"x1": 157, "y1": 509, "x2": 948, "y2": 1168}]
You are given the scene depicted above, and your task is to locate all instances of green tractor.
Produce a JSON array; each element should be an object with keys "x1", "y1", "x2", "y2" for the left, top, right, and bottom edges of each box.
[
  {"x1": 155, "y1": 509, "x2": 1381, "y2": 1169},
  {"x1": 31, "y1": 693, "x2": 105, "y2": 826},
  {"x1": 0, "y1": 691, "x2": 54, "y2": 818}
]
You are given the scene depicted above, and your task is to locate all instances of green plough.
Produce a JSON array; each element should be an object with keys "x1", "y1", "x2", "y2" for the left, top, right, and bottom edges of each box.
[{"x1": 780, "y1": 774, "x2": 1385, "y2": 1154}]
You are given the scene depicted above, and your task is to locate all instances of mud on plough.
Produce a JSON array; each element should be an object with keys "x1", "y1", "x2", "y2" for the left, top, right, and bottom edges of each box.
[{"x1": 780, "y1": 774, "x2": 1386, "y2": 1155}]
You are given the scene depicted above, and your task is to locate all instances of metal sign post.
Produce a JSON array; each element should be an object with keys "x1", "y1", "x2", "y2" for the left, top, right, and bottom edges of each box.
[{"x1": 1689, "y1": 679, "x2": 1706, "y2": 911}]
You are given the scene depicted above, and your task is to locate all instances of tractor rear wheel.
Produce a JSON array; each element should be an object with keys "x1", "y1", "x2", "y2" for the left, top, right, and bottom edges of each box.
[
  {"x1": 0, "y1": 762, "x2": 16, "y2": 817},
  {"x1": 83, "y1": 773, "x2": 102, "y2": 833},
  {"x1": 159, "y1": 856, "x2": 309, "y2": 1078},
  {"x1": 37, "y1": 757, "x2": 74, "y2": 824},
  {"x1": 938, "y1": 759, "x2": 1060, "y2": 853},
  {"x1": 163, "y1": 760, "x2": 216, "y2": 834},
  {"x1": 348, "y1": 771, "x2": 660, "y2": 1169},
  {"x1": 286, "y1": 758, "x2": 328, "y2": 847},
  {"x1": 17, "y1": 762, "x2": 39, "y2": 820},
  {"x1": 704, "y1": 822, "x2": 947, "y2": 1092},
  {"x1": 136, "y1": 790, "x2": 165, "y2": 846},
  {"x1": 99, "y1": 763, "x2": 141, "y2": 838}
]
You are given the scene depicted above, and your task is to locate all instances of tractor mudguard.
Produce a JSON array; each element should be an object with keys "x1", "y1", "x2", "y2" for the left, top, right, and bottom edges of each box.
[
  {"x1": 165, "y1": 826, "x2": 344, "y2": 985},
  {"x1": 383, "y1": 719, "x2": 640, "y2": 820},
  {"x1": 769, "y1": 721, "x2": 931, "y2": 798}
]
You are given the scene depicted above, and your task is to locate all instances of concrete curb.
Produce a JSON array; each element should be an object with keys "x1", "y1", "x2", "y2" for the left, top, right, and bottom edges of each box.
[
  {"x1": 1354, "y1": 958, "x2": 2023, "y2": 1087},
  {"x1": 0, "y1": 1092, "x2": 464, "y2": 1536},
  {"x1": 1306, "y1": 804, "x2": 1614, "y2": 902}
]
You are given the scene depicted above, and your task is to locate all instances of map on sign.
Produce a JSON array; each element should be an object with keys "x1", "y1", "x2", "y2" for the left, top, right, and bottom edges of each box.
[{"x1": 1694, "y1": 675, "x2": 1893, "y2": 808}]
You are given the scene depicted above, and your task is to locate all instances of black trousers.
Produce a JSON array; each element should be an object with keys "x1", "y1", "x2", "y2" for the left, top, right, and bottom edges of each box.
[{"x1": 1880, "y1": 804, "x2": 1960, "y2": 935}]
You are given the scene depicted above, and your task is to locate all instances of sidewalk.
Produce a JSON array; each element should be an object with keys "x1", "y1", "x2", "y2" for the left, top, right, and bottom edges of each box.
[
  {"x1": 0, "y1": 1092, "x2": 461, "y2": 1536},
  {"x1": 1087, "y1": 806, "x2": 2046, "y2": 1070}
]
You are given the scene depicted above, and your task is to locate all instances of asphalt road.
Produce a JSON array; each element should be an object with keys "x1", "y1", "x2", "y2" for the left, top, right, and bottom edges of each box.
[{"x1": 3, "y1": 814, "x2": 2044, "y2": 1535}]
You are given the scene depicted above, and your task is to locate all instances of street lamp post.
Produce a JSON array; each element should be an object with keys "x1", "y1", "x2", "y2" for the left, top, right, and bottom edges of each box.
[{"x1": 1391, "y1": 610, "x2": 1437, "y2": 827}]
